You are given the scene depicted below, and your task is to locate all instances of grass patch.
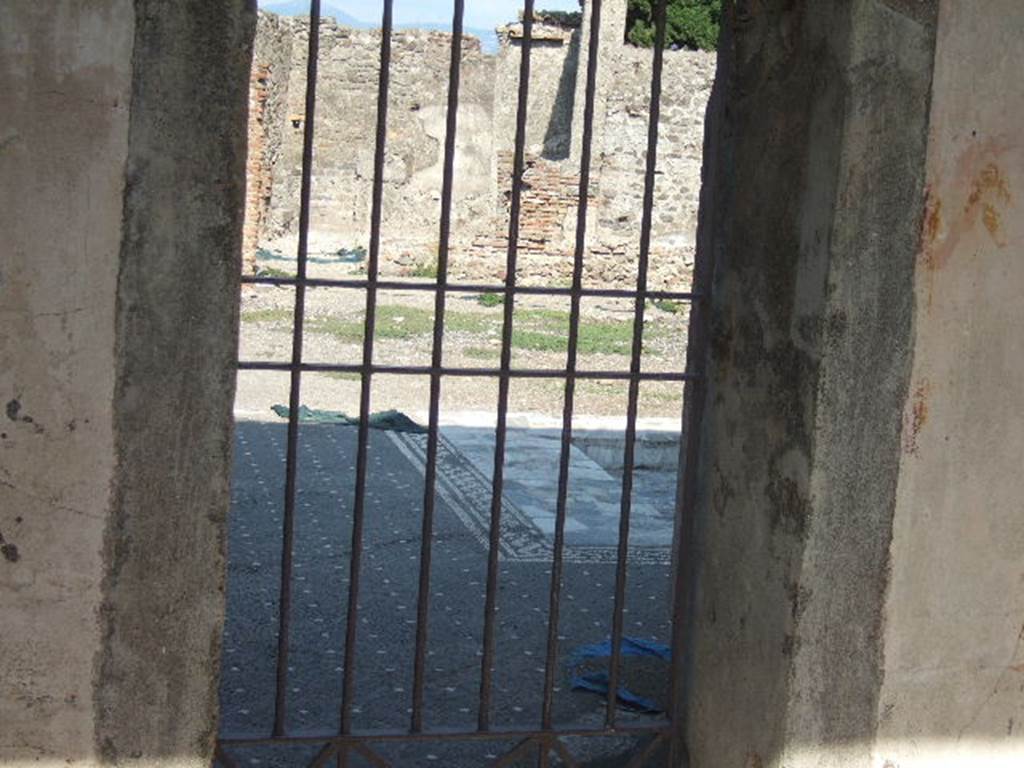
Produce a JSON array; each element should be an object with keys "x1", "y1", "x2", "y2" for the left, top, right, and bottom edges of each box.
[
  {"x1": 650, "y1": 298, "x2": 684, "y2": 314},
  {"x1": 475, "y1": 293, "x2": 505, "y2": 308},
  {"x1": 463, "y1": 346, "x2": 497, "y2": 360},
  {"x1": 511, "y1": 329, "x2": 565, "y2": 353},
  {"x1": 409, "y1": 260, "x2": 439, "y2": 279},
  {"x1": 305, "y1": 315, "x2": 364, "y2": 343},
  {"x1": 517, "y1": 308, "x2": 570, "y2": 328},
  {"x1": 241, "y1": 307, "x2": 293, "y2": 324},
  {"x1": 242, "y1": 301, "x2": 644, "y2": 357},
  {"x1": 324, "y1": 371, "x2": 362, "y2": 381},
  {"x1": 305, "y1": 305, "x2": 493, "y2": 343},
  {"x1": 510, "y1": 319, "x2": 638, "y2": 355},
  {"x1": 577, "y1": 322, "x2": 637, "y2": 355}
]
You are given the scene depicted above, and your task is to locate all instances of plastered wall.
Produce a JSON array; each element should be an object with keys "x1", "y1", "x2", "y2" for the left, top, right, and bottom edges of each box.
[
  {"x1": 875, "y1": 1, "x2": 1024, "y2": 764},
  {"x1": 0, "y1": 2, "x2": 134, "y2": 760}
]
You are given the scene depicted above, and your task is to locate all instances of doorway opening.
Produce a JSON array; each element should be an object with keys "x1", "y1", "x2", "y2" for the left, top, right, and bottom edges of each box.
[{"x1": 217, "y1": 0, "x2": 713, "y2": 765}]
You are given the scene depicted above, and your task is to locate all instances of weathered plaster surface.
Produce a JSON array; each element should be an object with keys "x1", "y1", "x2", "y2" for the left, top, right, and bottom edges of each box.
[
  {"x1": 94, "y1": 2, "x2": 254, "y2": 764},
  {"x1": 0, "y1": 2, "x2": 134, "y2": 762},
  {"x1": 683, "y1": 0, "x2": 937, "y2": 765},
  {"x1": 875, "y1": 1, "x2": 1024, "y2": 765}
]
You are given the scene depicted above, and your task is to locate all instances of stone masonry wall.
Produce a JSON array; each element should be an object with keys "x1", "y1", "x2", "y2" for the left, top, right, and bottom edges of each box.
[
  {"x1": 246, "y1": 5, "x2": 715, "y2": 290},
  {"x1": 249, "y1": 14, "x2": 497, "y2": 266},
  {"x1": 492, "y1": 23, "x2": 581, "y2": 159}
]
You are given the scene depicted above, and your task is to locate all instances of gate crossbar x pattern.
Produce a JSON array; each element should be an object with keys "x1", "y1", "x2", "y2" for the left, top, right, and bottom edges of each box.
[{"x1": 220, "y1": 0, "x2": 712, "y2": 764}]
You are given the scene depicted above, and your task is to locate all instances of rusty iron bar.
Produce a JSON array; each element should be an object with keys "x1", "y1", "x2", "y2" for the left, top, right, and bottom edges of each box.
[
  {"x1": 492, "y1": 738, "x2": 541, "y2": 768},
  {"x1": 307, "y1": 742, "x2": 340, "y2": 768},
  {"x1": 240, "y1": 274, "x2": 700, "y2": 302},
  {"x1": 271, "y1": 0, "x2": 321, "y2": 741},
  {"x1": 625, "y1": 731, "x2": 668, "y2": 768},
  {"x1": 214, "y1": 744, "x2": 243, "y2": 768},
  {"x1": 238, "y1": 360, "x2": 696, "y2": 382},
  {"x1": 539, "y1": 0, "x2": 604, "y2": 744},
  {"x1": 477, "y1": 0, "x2": 536, "y2": 732},
  {"x1": 219, "y1": 722, "x2": 670, "y2": 747},
  {"x1": 605, "y1": 0, "x2": 669, "y2": 730},
  {"x1": 338, "y1": 0, "x2": 393, "y2": 738},
  {"x1": 410, "y1": 0, "x2": 466, "y2": 735}
]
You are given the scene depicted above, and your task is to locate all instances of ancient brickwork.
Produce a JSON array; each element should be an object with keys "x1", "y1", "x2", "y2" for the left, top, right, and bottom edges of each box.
[
  {"x1": 459, "y1": 151, "x2": 592, "y2": 283},
  {"x1": 242, "y1": 12, "x2": 293, "y2": 273}
]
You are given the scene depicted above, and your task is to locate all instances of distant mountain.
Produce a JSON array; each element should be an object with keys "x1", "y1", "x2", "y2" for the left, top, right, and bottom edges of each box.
[
  {"x1": 259, "y1": 1, "x2": 372, "y2": 28},
  {"x1": 259, "y1": 1, "x2": 500, "y2": 53},
  {"x1": 395, "y1": 21, "x2": 499, "y2": 54}
]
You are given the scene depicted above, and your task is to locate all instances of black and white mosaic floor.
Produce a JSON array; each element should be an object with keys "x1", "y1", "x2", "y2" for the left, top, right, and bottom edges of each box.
[{"x1": 219, "y1": 420, "x2": 679, "y2": 765}]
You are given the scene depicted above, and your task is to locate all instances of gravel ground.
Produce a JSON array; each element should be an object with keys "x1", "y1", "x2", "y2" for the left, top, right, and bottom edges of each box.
[{"x1": 236, "y1": 276, "x2": 691, "y2": 422}]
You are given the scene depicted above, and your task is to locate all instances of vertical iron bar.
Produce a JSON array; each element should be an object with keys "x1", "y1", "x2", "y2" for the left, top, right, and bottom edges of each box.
[
  {"x1": 478, "y1": 0, "x2": 535, "y2": 732},
  {"x1": 339, "y1": 0, "x2": 393, "y2": 737},
  {"x1": 272, "y1": 0, "x2": 321, "y2": 740},
  {"x1": 605, "y1": 0, "x2": 668, "y2": 730},
  {"x1": 410, "y1": 0, "x2": 465, "y2": 734},
  {"x1": 539, "y1": 0, "x2": 603, "y2": 735}
]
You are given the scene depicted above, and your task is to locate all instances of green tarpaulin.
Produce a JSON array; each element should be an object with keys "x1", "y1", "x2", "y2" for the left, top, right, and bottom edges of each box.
[{"x1": 270, "y1": 405, "x2": 426, "y2": 433}]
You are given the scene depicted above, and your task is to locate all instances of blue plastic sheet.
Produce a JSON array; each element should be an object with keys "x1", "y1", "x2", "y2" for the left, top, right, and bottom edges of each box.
[{"x1": 567, "y1": 636, "x2": 671, "y2": 714}]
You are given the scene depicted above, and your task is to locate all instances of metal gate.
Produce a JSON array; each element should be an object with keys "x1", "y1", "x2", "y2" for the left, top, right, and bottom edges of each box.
[{"x1": 218, "y1": 0, "x2": 711, "y2": 764}]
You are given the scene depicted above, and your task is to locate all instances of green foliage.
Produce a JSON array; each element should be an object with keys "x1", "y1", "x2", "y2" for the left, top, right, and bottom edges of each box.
[
  {"x1": 241, "y1": 307, "x2": 293, "y2": 324},
  {"x1": 649, "y1": 297, "x2": 684, "y2": 314},
  {"x1": 534, "y1": 9, "x2": 583, "y2": 27},
  {"x1": 626, "y1": 0, "x2": 721, "y2": 51},
  {"x1": 241, "y1": 301, "x2": 655, "y2": 357},
  {"x1": 476, "y1": 293, "x2": 505, "y2": 308},
  {"x1": 409, "y1": 259, "x2": 439, "y2": 279}
]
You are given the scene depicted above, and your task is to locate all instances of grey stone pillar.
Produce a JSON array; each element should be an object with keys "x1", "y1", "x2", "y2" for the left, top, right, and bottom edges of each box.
[
  {"x1": 0, "y1": 2, "x2": 255, "y2": 764},
  {"x1": 570, "y1": 0, "x2": 628, "y2": 165},
  {"x1": 680, "y1": 1, "x2": 940, "y2": 765}
]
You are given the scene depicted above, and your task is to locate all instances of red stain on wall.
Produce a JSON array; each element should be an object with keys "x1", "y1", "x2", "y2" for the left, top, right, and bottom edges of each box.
[
  {"x1": 966, "y1": 163, "x2": 1012, "y2": 247},
  {"x1": 902, "y1": 380, "x2": 931, "y2": 455},
  {"x1": 919, "y1": 141, "x2": 1014, "y2": 275}
]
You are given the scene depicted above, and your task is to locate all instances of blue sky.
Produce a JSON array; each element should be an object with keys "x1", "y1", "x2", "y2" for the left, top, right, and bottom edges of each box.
[{"x1": 260, "y1": 0, "x2": 581, "y2": 30}]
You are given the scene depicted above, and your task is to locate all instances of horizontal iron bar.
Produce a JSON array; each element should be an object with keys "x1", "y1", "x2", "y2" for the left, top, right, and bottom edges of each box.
[
  {"x1": 219, "y1": 723, "x2": 670, "y2": 747},
  {"x1": 237, "y1": 361, "x2": 698, "y2": 382},
  {"x1": 241, "y1": 275, "x2": 701, "y2": 302}
]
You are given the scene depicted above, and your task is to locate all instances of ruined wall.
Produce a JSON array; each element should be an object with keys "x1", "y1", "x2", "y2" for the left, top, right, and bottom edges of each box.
[
  {"x1": 593, "y1": 47, "x2": 716, "y2": 287},
  {"x1": 246, "y1": 4, "x2": 714, "y2": 290},
  {"x1": 467, "y1": 42, "x2": 715, "y2": 289},
  {"x1": 493, "y1": 22, "x2": 581, "y2": 159},
  {"x1": 251, "y1": 14, "x2": 497, "y2": 265},
  {"x1": 243, "y1": 12, "x2": 294, "y2": 274}
]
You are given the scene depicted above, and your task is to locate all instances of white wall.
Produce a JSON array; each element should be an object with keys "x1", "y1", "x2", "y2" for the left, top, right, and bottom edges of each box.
[
  {"x1": 0, "y1": 2, "x2": 134, "y2": 762},
  {"x1": 877, "y1": 1, "x2": 1024, "y2": 765}
]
